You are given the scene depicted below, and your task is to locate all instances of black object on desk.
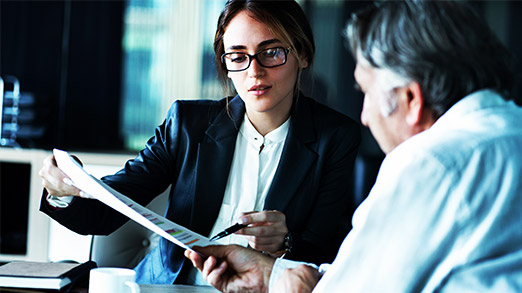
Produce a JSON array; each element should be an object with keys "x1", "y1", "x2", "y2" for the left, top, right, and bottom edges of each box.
[{"x1": 0, "y1": 260, "x2": 96, "y2": 292}]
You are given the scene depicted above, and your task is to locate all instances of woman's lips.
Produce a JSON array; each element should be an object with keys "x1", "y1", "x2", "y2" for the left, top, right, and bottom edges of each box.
[{"x1": 249, "y1": 84, "x2": 271, "y2": 95}]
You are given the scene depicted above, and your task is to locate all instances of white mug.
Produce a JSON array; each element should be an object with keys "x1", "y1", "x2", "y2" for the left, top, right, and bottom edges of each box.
[{"x1": 89, "y1": 267, "x2": 140, "y2": 293}]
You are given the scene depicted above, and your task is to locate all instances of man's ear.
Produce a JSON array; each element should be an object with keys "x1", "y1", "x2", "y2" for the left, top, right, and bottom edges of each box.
[{"x1": 404, "y1": 82, "x2": 424, "y2": 126}]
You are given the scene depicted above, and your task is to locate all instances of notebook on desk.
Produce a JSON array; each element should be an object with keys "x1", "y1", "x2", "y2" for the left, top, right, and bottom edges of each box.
[{"x1": 0, "y1": 260, "x2": 96, "y2": 291}]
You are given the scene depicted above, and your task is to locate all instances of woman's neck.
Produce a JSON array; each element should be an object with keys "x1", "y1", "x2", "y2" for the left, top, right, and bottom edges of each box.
[{"x1": 246, "y1": 110, "x2": 291, "y2": 136}]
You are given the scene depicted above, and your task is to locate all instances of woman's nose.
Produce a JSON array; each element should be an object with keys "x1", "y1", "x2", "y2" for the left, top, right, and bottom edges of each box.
[{"x1": 248, "y1": 58, "x2": 265, "y2": 78}]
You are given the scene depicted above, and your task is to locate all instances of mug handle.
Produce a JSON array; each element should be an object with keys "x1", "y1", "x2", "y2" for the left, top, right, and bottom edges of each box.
[{"x1": 125, "y1": 281, "x2": 141, "y2": 293}]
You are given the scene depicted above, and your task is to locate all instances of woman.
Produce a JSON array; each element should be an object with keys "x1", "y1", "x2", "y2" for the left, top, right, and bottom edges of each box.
[{"x1": 39, "y1": 0, "x2": 361, "y2": 285}]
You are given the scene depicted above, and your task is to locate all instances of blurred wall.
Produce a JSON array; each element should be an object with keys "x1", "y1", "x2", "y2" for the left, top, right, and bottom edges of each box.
[
  {"x1": 1, "y1": 0, "x2": 520, "y2": 153},
  {"x1": 1, "y1": 1, "x2": 124, "y2": 151}
]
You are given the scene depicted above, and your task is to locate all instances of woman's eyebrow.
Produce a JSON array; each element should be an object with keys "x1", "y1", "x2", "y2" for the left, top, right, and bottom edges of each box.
[
  {"x1": 225, "y1": 39, "x2": 282, "y2": 52},
  {"x1": 225, "y1": 45, "x2": 247, "y2": 51},
  {"x1": 258, "y1": 39, "x2": 282, "y2": 48}
]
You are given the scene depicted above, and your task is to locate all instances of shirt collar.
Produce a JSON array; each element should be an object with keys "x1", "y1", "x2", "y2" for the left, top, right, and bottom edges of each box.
[
  {"x1": 240, "y1": 113, "x2": 290, "y2": 147},
  {"x1": 431, "y1": 89, "x2": 510, "y2": 131}
]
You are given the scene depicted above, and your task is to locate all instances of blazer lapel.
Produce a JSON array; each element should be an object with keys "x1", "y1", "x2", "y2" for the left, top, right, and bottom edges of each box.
[
  {"x1": 264, "y1": 96, "x2": 318, "y2": 211},
  {"x1": 192, "y1": 96, "x2": 245, "y2": 236}
]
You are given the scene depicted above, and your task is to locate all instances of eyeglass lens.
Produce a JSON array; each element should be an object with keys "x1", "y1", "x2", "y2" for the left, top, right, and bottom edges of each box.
[{"x1": 223, "y1": 47, "x2": 288, "y2": 71}]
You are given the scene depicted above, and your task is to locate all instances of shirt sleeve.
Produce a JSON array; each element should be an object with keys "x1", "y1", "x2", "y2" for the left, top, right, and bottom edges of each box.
[
  {"x1": 268, "y1": 258, "x2": 321, "y2": 292},
  {"x1": 312, "y1": 142, "x2": 460, "y2": 292},
  {"x1": 46, "y1": 193, "x2": 74, "y2": 208}
]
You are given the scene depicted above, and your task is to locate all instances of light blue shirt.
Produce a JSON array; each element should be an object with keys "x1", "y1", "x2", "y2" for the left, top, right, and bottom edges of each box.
[{"x1": 271, "y1": 90, "x2": 522, "y2": 292}]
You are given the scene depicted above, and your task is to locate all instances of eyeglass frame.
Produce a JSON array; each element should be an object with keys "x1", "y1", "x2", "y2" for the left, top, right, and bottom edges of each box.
[{"x1": 221, "y1": 47, "x2": 292, "y2": 72}]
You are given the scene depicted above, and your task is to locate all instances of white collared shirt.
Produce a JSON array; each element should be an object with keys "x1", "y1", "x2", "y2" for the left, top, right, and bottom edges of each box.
[
  {"x1": 189, "y1": 114, "x2": 289, "y2": 284},
  {"x1": 270, "y1": 90, "x2": 522, "y2": 292},
  {"x1": 208, "y1": 113, "x2": 290, "y2": 246}
]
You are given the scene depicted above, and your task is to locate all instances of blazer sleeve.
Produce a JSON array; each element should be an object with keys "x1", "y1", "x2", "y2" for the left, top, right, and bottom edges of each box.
[{"x1": 39, "y1": 100, "x2": 190, "y2": 236}]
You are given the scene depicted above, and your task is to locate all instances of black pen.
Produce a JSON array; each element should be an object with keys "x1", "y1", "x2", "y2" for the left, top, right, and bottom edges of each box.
[{"x1": 209, "y1": 223, "x2": 248, "y2": 241}]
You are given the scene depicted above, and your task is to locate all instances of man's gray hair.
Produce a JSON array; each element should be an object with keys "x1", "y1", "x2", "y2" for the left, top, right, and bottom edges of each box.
[
  {"x1": 346, "y1": 0, "x2": 514, "y2": 119},
  {"x1": 356, "y1": 51, "x2": 411, "y2": 116}
]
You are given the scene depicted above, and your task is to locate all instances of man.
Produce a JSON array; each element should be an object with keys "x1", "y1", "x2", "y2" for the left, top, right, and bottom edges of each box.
[{"x1": 186, "y1": 1, "x2": 522, "y2": 292}]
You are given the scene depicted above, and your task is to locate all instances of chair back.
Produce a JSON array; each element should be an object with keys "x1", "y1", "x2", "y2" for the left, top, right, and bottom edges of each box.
[{"x1": 89, "y1": 187, "x2": 170, "y2": 268}]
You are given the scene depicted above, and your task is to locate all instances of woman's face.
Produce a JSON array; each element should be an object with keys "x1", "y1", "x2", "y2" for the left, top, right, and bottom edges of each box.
[{"x1": 223, "y1": 11, "x2": 306, "y2": 120}]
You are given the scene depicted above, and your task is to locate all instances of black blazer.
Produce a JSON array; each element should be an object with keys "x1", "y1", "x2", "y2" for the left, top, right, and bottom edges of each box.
[{"x1": 41, "y1": 94, "x2": 361, "y2": 284}]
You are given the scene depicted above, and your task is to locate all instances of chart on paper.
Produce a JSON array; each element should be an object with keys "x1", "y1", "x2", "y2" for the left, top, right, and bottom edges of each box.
[{"x1": 53, "y1": 148, "x2": 212, "y2": 251}]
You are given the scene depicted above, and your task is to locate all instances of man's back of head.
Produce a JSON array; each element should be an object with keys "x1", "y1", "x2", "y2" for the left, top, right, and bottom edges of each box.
[{"x1": 346, "y1": 0, "x2": 514, "y2": 120}]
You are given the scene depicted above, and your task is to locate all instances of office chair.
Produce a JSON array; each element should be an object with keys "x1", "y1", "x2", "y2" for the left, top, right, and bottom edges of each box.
[{"x1": 89, "y1": 187, "x2": 170, "y2": 268}]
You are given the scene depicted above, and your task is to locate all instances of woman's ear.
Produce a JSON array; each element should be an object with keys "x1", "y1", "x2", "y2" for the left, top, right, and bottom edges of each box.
[{"x1": 301, "y1": 57, "x2": 309, "y2": 69}]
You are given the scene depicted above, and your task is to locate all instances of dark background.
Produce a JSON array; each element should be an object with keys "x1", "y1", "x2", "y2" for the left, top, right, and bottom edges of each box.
[
  {"x1": 1, "y1": 1, "x2": 124, "y2": 151},
  {"x1": 1, "y1": 0, "x2": 521, "y2": 154}
]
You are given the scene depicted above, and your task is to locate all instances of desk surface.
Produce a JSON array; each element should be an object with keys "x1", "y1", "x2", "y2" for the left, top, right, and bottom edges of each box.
[
  {"x1": 0, "y1": 285, "x2": 220, "y2": 293},
  {"x1": 140, "y1": 284, "x2": 220, "y2": 293}
]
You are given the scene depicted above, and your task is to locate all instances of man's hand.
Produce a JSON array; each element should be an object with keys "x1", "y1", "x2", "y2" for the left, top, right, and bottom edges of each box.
[
  {"x1": 185, "y1": 244, "x2": 275, "y2": 293},
  {"x1": 273, "y1": 265, "x2": 321, "y2": 293},
  {"x1": 235, "y1": 210, "x2": 289, "y2": 255}
]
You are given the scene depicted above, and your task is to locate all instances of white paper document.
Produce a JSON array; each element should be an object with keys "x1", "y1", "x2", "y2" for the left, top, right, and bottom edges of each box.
[{"x1": 53, "y1": 148, "x2": 212, "y2": 251}]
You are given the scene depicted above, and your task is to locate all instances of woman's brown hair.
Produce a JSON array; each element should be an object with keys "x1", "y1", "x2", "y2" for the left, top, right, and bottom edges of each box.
[{"x1": 214, "y1": 0, "x2": 315, "y2": 96}]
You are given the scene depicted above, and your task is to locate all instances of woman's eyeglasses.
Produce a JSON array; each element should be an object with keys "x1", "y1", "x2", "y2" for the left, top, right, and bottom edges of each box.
[{"x1": 221, "y1": 47, "x2": 291, "y2": 72}]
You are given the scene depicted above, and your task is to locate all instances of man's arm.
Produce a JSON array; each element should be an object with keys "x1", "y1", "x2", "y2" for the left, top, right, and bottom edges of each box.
[
  {"x1": 185, "y1": 245, "x2": 323, "y2": 292},
  {"x1": 185, "y1": 245, "x2": 274, "y2": 292},
  {"x1": 272, "y1": 265, "x2": 321, "y2": 293}
]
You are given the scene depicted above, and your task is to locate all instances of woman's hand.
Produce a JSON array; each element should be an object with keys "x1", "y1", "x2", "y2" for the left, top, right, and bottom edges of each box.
[
  {"x1": 39, "y1": 155, "x2": 82, "y2": 197},
  {"x1": 235, "y1": 210, "x2": 289, "y2": 256}
]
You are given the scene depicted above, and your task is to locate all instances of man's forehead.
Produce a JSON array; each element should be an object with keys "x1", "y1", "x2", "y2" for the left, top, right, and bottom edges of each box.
[
  {"x1": 354, "y1": 62, "x2": 373, "y2": 85},
  {"x1": 356, "y1": 50, "x2": 372, "y2": 67}
]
